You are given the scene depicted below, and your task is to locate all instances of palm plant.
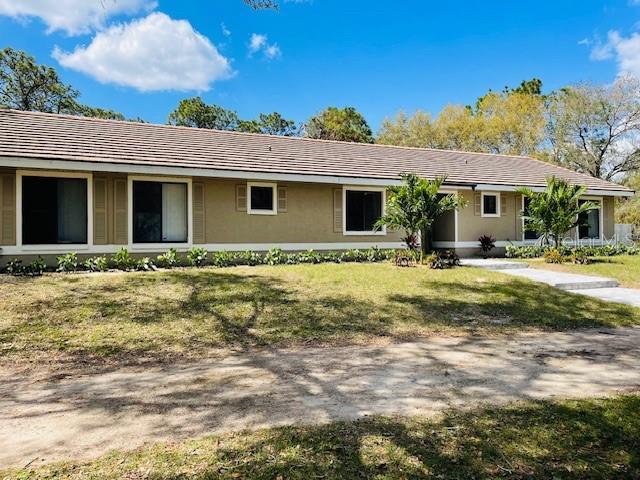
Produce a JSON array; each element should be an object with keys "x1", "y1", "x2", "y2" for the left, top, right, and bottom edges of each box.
[
  {"x1": 375, "y1": 173, "x2": 466, "y2": 261},
  {"x1": 517, "y1": 176, "x2": 599, "y2": 249}
]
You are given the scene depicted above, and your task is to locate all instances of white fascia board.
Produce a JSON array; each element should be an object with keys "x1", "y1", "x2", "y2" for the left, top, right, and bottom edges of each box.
[
  {"x1": 0, "y1": 157, "x2": 402, "y2": 187},
  {"x1": 475, "y1": 183, "x2": 633, "y2": 197}
]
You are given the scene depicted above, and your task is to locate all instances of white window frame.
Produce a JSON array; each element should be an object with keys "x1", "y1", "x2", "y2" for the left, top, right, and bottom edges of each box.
[
  {"x1": 342, "y1": 186, "x2": 387, "y2": 236},
  {"x1": 481, "y1": 192, "x2": 500, "y2": 218},
  {"x1": 16, "y1": 170, "x2": 93, "y2": 252},
  {"x1": 576, "y1": 196, "x2": 603, "y2": 242},
  {"x1": 128, "y1": 175, "x2": 193, "y2": 250},
  {"x1": 247, "y1": 182, "x2": 278, "y2": 215}
]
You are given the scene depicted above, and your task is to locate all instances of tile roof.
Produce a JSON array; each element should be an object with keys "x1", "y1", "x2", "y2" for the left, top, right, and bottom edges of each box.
[{"x1": 0, "y1": 109, "x2": 631, "y2": 193}]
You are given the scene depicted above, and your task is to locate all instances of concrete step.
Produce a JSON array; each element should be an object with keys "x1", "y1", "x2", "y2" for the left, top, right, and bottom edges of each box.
[
  {"x1": 460, "y1": 259, "x2": 529, "y2": 270},
  {"x1": 567, "y1": 288, "x2": 640, "y2": 307},
  {"x1": 501, "y1": 268, "x2": 619, "y2": 290}
]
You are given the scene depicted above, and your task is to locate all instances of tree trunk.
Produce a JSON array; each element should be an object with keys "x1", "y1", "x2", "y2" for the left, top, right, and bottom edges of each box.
[{"x1": 420, "y1": 227, "x2": 431, "y2": 262}]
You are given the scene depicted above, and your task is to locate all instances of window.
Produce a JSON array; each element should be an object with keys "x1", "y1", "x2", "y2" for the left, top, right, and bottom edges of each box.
[
  {"x1": 248, "y1": 183, "x2": 277, "y2": 215},
  {"x1": 523, "y1": 197, "x2": 538, "y2": 240},
  {"x1": 345, "y1": 189, "x2": 384, "y2": 233},
  {"x1": 578, "y1": 199, "x2": 601, "y2": 240},
  {"x1": 481, "y1": 193, "x2": 500, "y2": 217},
  {"x1": 22, "y1": 176, "x2": 87, "y2": 245},
  {"x1": 133, "y1": 181, "x2": 187, "y2": 243}
]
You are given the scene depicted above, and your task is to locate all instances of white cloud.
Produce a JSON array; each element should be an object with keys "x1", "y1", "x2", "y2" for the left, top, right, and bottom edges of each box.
[
  {"x1": 0, "y1": 0, "x2": 156, "y2": 35},
  {"x1": 249, "y1": 33, "x2": 268, "y2": 54},
  {"x1": 53, "y1": 12, "x2": 232, "y2": 92},
  {"x1": 221, "y1": 22, "x2": 231, "y2": 37},
  {"x1": 591, "y1": 30, "x2": 640, "y2": 77},
  {"x1": 248, "y1": 33, "x2": 281, "y2": 59}
]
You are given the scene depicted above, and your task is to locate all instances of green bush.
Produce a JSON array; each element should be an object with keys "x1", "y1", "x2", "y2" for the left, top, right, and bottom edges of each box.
[
  {"x1": 544, "y1": 249, "x2": 565, "y2": 264},
  {"x1": 26, "y1": 256, "x2": 47, "y2": 276},
  {"x1": 570, "y1": 249, "x2": 593, "y2": 265},
  {"x1": 112, "y1": 248, "x2": 136, "y2": 271},
  {"x1": 424, "y1": 250, "x2": 460, "y2": 269},
  {"x1": 56, "y1": 252, "x2": 79, "y2": 272},
  {"x1": 263, "y1": 248, "x2": 286, "y2": 266},
  {"x1": 156, "y1": 248, "x2": 179, "y2": 268},
  {"x1": 235, "y1": 250, "x2": 263, "y2": 266},
  {"x1": 84, "y1": 255, "x2": 109, "y2": 272},
  {"x1": 4, "y1": 258, "x2": 24, "y2": 275},
  {"x1": 298, "y1": 250, "x2": 323, "y2": 264},
  {"x1": 187, "y1": 247, "x2": 208, "y2": 267},
  {"x1": 136, "y1": 257, "x2": 157, "y2": 271},
  {"x1": 211, "y1": 250, "x2": 234, "y2": 268},
  {"x1": 506, "y1": 243, "x2": 638, "y2": 259}
]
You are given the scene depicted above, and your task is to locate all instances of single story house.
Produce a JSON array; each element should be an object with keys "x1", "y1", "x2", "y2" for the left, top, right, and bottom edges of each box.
[{"x1": 0, "y1": 109, "x2": 634, "y2": 261}]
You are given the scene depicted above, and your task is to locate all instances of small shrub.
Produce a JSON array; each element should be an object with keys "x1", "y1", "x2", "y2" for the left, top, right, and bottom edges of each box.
[
  {"x1": 156, "y1": 248, "x2": 179, "y2": 268},
  {"x1": 570, "y1": 249, "x2": 593, "y2": 265},
  {"x1": 394, "y1": 249, "x2": 416, "y2": 267},
  {"x1": 263, "y1": 248, "x2": 286, "y2": 266},
  {"x1": 84, "y1": 255, "x2": 109, "y2": 272},
  {"x1": 4, "y1": 258, "x2": 24, "y2": 275},
  {"x1": 322, "y1": 251, "x2": 343, "y2": 263},
  {"x1": 478, "y1": 235, "x2": 496, "y2": 259},
  {"x1": 424, "y1": 250, "x2": 459, "y2": 269},
  {"x1": 136, "y1": 257, "x2": 157, "y2": 271},
  {"x1": 187, "y1": 247, "x2": 208, "y2": 267},
  {"x1": 26, "y1": 256, "x2": 47, "y2": 276},
  {"x1": 343, "y1": 249, "x2": 367, "y2": 263},
  {"x1": 56, "y1": 252, "x2": 79, "y2": 272},
  {"x1": 298, "y1": 250, "x2": 322, "y2": 264},
  {"x1": 112, "y1": 248, "x2": 136, "y2": 271},
  {"x1": 544, "y1": 249, "x2": 565, "y2": 264},
  {"x1": 235, "y1": 250, "x2": 262, "y2": 266},
  {"x1": 211, "y1": 250, "x2": 234, "y2": 268}
]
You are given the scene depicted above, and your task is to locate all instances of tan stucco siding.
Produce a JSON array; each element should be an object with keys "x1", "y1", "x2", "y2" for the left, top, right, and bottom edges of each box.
[
  {"x1": 457, "y1": 191, "x2": 520, "y2": 242},
  {"x1": 603, "y1": 196, "x2": 615, "y2": 239},
  {"x1": 0, "y1": 170, "x2": 16, "y2": 246},
  {"x1": 202, "y1": 179, "x2": 403, "y2": 245}
]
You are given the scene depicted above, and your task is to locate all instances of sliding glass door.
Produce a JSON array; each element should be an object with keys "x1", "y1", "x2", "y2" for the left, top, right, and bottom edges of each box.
[{"x1": 133, "y1": 181, "x2": 187, "y2": 243}]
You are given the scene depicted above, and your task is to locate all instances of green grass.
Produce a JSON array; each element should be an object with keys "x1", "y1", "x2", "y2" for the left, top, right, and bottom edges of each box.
[
  {"x1": 1, "y1": 263, "x2": 639, "y2": 365},
  {"x1": 529, "y1": 255, "x2": 640, "y2": 289},
  {"x1": 3, "y1": 394, "x2": 639, "y2": 479}
]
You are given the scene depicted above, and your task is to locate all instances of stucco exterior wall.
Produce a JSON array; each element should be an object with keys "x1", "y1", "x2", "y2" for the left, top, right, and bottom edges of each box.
[
  {"x1": 457, "y1": 190, "x2": 520, "y2": 243},
  {"x1": 201, "y1": 178, "x2": 403, "y2": 244}
]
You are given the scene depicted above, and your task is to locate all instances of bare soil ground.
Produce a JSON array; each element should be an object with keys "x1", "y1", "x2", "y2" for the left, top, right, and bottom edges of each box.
[{"x1": 2, "y1": 327, "x2": 639, "y2": 469}]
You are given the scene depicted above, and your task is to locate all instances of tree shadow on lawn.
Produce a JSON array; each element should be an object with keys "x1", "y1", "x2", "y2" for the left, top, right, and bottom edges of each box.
[
  {"x1": 3, "y1": 268, "x2": 638, "y2": 366},
  {"x1": 17, "y1": 395, "x2": 639, "y2": 479}
]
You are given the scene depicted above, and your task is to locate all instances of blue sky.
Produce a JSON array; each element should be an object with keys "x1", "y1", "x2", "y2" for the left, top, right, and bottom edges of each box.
[{"x1": 1, "y1": 0, "x2": 639, "y2": 131}]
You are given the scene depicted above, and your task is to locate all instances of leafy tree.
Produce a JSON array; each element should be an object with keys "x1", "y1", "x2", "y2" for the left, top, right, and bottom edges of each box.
[
  {"x1": 616, "y1": 174, "x2": 640, "y2": 233},
  {"x1": 305, "y1": 106, "x2": 374, "y2": 143},
  {"x1": 546, "y1": 76, "x2": 640, "y2": 180},
  {"x1": 517, "y1": 176, "x2": 599, "y2": 248},
  {"x1": 167, "y1": 97, "x2": 239, "y2": 130},
  {"x1": 1, "y1": 47, "x2": 130, "y2": 120},
  {"x1": 0, "y1": 47, "x2": 80, "y2": 113},
  {"x1": 375, "y1": 174, "x2": 466, "y2": 260},
  {"x1": 238, "y1": 112, "x2": 299, "y2": 136},
  {"x1": 377, "y1": 79, "x2": 546, "y2": 156},
  {"x1": 244, "y1": 0, "x2": 279, "y2": 8}
]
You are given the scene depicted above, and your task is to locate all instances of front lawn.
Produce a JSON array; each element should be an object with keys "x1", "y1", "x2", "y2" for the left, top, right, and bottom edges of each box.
[
  {"x1": 528, "y1": 255, "x2": 640, "y2": 289},
  {"x1": 2, "y1": 263, "x2": 638, "y2": 367},
  {"x1": 4, "y1": 393, "x2": 639, "y2": 479}
]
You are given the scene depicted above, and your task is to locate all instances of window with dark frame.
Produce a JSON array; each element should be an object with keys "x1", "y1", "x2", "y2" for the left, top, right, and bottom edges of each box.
[
  {"x1": 22, "y1": 176, "x2": 88, "y2": 245},
  {"x1": 578, "y1": 200, "x2": 601, "y2": 239},
  {"x1": 483, "y1": 194, "x2": 498, "y2": 216},
  {"x1": 523, "y1": 197, "x2": 538, "y2": 240},
  {"x1": 133, "y1": 181, "x2": 187, "y2": 243},
  {"x1": 250, "y1": 185, "x2": 274, "y2": 212},
  {"x1": 346, "y1": 190, "x2": 382, "y2": 232}
]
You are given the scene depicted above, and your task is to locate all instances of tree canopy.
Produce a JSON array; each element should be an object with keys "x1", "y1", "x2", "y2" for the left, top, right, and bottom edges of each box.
[
  {"x1": 0, "y1": 47, "x2": 131, "y2": 121},
  {"x1": 546, "y1": 76, "x2": 640, "y2": 181},
  {"x1": 305, "y1": 106, "x2": 374, "y2": 143},
  {"x1": 377, "y1": 78, "x2": 547, "y2": 156},
  {"x1": 167, "y1": 97, "x2": 299, "y2": 136}
]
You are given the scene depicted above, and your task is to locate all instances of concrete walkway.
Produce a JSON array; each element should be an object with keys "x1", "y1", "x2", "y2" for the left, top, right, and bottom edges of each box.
[
  {"x1": 462, "y1": 258, "x2": 640, "y2": 307},
  {"x1": 1, "y1": 328, "x2": 639, "y2": 468}
]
